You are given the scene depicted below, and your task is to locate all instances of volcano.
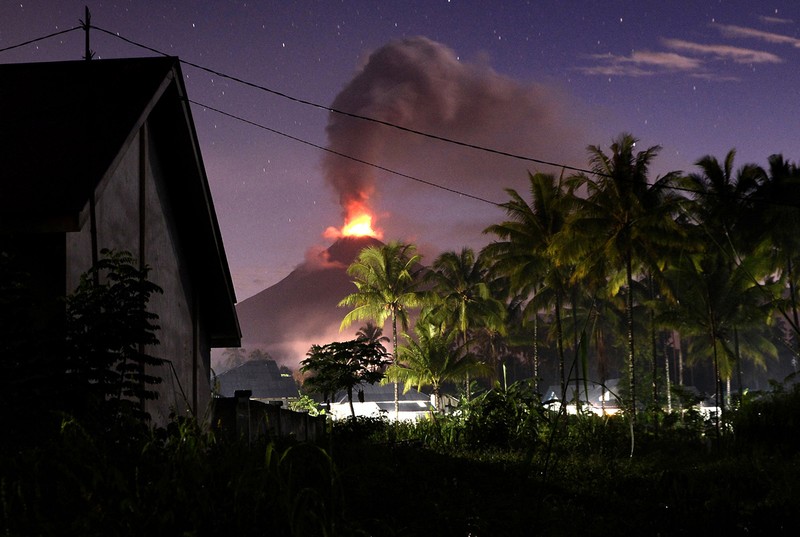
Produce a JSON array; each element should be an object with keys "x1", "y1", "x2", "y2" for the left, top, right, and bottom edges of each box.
[{"x1": 234, "y1": 236, "x2": 384, "y2": 366}]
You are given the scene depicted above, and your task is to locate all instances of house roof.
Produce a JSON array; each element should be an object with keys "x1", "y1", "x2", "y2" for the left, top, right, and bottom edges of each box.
[
  {"x1": 332, "y1": 381, "x2": 431, "y2": 404},
  {"x1": 542, "y1": 378, "x2": 622, "y2": 406},
  {"x1": 216, "y1": 359, "x2": 299, "y2": 399},
  {"x1": 0, "y1": 57, "x2": 240, "y2": 346}
]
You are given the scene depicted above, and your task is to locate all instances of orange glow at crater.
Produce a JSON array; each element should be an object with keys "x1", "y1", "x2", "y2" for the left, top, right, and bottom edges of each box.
[{"x1": 324, "y1": 205, "x2": 383, "y2": 240}]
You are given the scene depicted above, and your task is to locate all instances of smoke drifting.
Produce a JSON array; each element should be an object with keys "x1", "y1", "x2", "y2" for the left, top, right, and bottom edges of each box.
[{"x1": 323, "y1": 36, "x2": 590, "y2": 227}]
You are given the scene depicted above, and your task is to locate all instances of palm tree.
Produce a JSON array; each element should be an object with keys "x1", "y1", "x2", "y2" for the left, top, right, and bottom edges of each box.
[
  {"x1": 562, "y1": 133, "x2": 683, "y2": 419},
  {"x1": 748, "y1": 155, "x2": 800, "y2": 359},
  {"x1": 679, "y1": 150, "x2": 769, "y2": 406},
  {"x1": 386, "y1": 320, "x2": 492, "y2": 412},
  {"x1": 660, "y1": 252, "x2": 777, "y2": 435},
  {"x1": 425, "y1": 247, "x2": 506, "y2": 398},
  {"x1": 339, "y1": 241, "x2": 425, "y2": 418},
  {"x1": 484, "y1": 172, "x2": 575, "y2": 396},
  {"x1": 355, "y1": 321, "x2": 390, "y2": 346}
]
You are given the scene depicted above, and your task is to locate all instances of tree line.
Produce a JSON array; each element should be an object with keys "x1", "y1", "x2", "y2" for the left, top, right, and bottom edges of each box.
[{"x1": 302, "y1": 132, "x2": 800, "y2": 427}]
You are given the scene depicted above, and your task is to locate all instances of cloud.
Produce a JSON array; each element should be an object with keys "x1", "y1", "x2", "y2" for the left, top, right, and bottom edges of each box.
[
  {"x1": 323, "y1": 36, "x2": 590, "y2": 225},
  {"x1": 760, "y1": 15, "x2": 794, "y2": 25},
  {"x1": 579, "y1": 26, "x2": 791, "y2": 79},
  {"x1": 716, "y1": 23, "x2": 800, "y2": 48},
  {"x1": 663, "y1": 38, "x2": 783, "y2": 64},
  {"x1": 298, "y1": 245, "x2": 347, "y2": 272},
  {"x1": 578, "y1": 50, "x2": 702, "y2": 76}
]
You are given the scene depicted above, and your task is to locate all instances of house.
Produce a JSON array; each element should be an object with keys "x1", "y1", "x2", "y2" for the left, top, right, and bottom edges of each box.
[
  {"x1": 542, "y1": 378, "x2": 622, "y2": 415},
  {"x1": 214, "y1": 359, "x2": 299, "y2": 406},
  {"x1": 0, "y1": 57, "x2": 240, "y2": 426},
  {"x1": 328, "y1": 382, "x2": 433, "y2": 421}
]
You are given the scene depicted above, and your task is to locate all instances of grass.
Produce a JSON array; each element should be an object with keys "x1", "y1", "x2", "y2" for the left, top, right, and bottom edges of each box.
[{"x1": 2, "y1": 386, "x2": 800, "y2": 536}]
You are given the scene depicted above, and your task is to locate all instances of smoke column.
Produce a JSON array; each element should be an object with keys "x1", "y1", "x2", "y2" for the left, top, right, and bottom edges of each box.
[{"x1": 323, "y1": 36, "x2": 587, "y2": 226}]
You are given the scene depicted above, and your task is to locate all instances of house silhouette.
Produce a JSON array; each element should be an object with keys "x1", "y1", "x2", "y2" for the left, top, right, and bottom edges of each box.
[{"x1": 0, "y1": 57, "x2": 240, "y2": 426}]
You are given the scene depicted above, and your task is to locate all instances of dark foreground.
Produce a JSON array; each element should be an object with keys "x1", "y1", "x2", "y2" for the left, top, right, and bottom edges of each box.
[{"x1": 3, "y1": 386, "x2": 800, "y2": 536}]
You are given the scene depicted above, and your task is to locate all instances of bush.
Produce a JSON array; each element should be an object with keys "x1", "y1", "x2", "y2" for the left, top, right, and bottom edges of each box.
[{"x1": 733, "y1": 382, "x2": 800, "y2": 455}]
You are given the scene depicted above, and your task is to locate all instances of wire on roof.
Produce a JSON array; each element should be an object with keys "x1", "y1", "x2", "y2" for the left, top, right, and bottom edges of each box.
[
  {"x1": 189, "y1": 99, "x2": 503, "y2": 207},
  {"x1": 0, "y1": 26, "x2": 82, "y2": 54},
  {"x1": 89, "y1": 25, "x2": 596, "y2": 175},
  {"x1": 90, "y1": 24, "x2": 800, "y2": 209},
  {"x1": 6, "y1": 25, "x2": 798, "y2": 209}
]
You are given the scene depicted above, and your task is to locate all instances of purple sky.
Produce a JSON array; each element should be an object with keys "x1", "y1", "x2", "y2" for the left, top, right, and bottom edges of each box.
[{"x1": 3, "y1": 1, "x2": 799, "y2": 301}]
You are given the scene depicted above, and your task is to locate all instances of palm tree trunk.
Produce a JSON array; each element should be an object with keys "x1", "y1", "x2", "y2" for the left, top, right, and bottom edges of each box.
[
  {"x1": 663, "y1": 334, "x2": 672, "y2": 413},
  {"x1": 787, "y1": 255, "x2": 800, "y2": 360},
  {"x1": 391, "y1": 310, "x2": 400, "y2": 420},
  {"x1": 711, "y1": 334, "x2": 721, "y2": 439},
  {"x1": 626, "y1": 251, "x2": 636, "y2": 422},
  {"x1": 464, "y1": 333, "x2": 471, "y2": 401},
  {"x1": 555, "y1": 290, "x2": 566, "y2": 401},
  {"x1": 734, "y1": 328, "x2": 743, "y2": 405},
  {"x1": 571, "y1": 286, "x2": 581, "y2": 411},
  {"x1": 347, "y1": 386, "x2": 356, "y2": 419},
  {"x1": 533, "y1": 310, "x2": 539, "y2": 392},
  {"x1": 649, "y1": 275, "x2": 658, "y2": 411},
  {"x1": 725, "y1": 375, "x2": 731, "y2": 411}
]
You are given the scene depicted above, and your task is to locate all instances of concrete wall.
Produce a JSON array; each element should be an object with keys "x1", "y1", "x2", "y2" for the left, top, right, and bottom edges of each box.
[
  {"x1": 212, "y1": 394, "x2": 327, "y2": 443},
  {"x1": 66, "y1": 123, "x2": 210, "y2": 426}
]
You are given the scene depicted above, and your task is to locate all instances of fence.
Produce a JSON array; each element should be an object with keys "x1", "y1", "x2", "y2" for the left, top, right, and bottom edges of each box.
[{"x1": 211, "y1": 390, "x2": 326, "y2": 443}]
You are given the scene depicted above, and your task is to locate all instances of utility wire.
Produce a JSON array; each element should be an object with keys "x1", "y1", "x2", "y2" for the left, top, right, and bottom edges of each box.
[
  {"x1": 0, "y1": 26, "x2": 82, "y2": 54},
  {"x1": 90, "y1": 25, "x2": 590, "y2": 177},
  {"x1": 190, "y1": 99, "x2": 503, "y2": 207},
  {"x1": 91, "y1": 24, "x2": 800, "y2": 209},
  {"x1": 7, "y1": 25, "x2": 799, "y2": 209}
]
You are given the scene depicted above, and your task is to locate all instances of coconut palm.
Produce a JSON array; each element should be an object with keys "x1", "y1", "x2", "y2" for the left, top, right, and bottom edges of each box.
[
  {"x1": 660, "y1": 252, "x2": 778, "y2": 435},
  {"x1": 339, "y1": 241, "x2": 425, "y2": 418},
  {"x1": 748, "y1": 154, "x2": 800, "y2": 358},
  {"x1": 355, "y1": 321, "x2": 390, "y2": 346},
  {"x1": 679, "y1": 150, "x2": 772, "y2": 405},
  {"x1": 562, "y1": 133, "x2": 683, "y2": 419},
  {"x1": 425, "y1": 247, "x2": 506, "y2": 398},
  {"x1": 484, "y1": 171, "x2": 576, "y2": 395},
  {"x1": 386, "y1": 320, "x2": 492, "y2": 412}
]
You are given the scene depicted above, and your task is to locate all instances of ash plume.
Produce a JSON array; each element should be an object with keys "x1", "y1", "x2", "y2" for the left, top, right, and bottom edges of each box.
[{"x1": 323, "y1": 36, "x2": 590, "y2": 221}]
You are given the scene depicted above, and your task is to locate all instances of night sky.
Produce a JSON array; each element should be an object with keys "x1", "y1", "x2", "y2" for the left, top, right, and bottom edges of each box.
[{"x1": 3, "y1": 1, "x2": 799, "y2": 301}]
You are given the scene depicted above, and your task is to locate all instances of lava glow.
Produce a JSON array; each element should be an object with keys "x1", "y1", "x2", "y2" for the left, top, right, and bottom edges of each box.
[{"x1": 324, "y1": 209, "x2": 383, "y2": 240}]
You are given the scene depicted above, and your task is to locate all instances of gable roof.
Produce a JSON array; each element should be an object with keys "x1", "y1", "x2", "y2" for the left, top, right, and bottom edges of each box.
[
  {"x1": 332, "y1": 381, "x2": 430, "y2": 404},
  {"x1": 0, "y1": 57, "x2": 240, "y2": 346},
  {"x1": 216, "y1": 359, "x2": 299, "y2": 399}
]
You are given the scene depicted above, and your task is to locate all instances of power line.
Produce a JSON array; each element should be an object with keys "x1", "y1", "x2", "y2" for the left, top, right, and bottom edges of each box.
[
  {"x1": 189, "y1": 99, "x2": 503, "y2": 207},
  {"x1": 5, "y1": 25, "x2": 798, "y2": 210},
  {"x1": 90, "y1": 24, "x2": 800, "y2": 209},
  {"x1": 90, "y1": 25, "x2": 592, "y2": 173},
  {"x1": 0, "y1": 26, "x2": 81, "y2": 54}
]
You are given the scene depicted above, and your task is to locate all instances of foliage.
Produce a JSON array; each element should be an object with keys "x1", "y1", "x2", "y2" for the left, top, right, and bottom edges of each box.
[
  {"x1": 0, "y1": 417, "x2": 351, "y2": 537},
  {"x1": 3, "y1": 386, "x2": 800, "y2": 536},
  {"x1": 454, "y1": 380, "x2": 545, "y2": 450},
  {"x1": 301, "y1": 338, "x2": 390, "y2": 417},
  {"x1": 338, "y1": 241, "x2": 425, "y2": 351},
  {"x1": 64, "y1": 249, "x2": 164, "y2": 425},
  {"x1": 288, "y1": 393, "x2": 325, "y2": 416},
  {"x1": 386, "y1": 320, "x2": 491, "y2": 409},
  {"x1": 732, "y1": 381, "x2": 800, "y2": 456}
]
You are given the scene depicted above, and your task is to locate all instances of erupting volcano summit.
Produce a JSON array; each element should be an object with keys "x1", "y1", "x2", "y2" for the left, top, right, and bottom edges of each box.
[{"x1": 234, "y1": 235, "x2": 384, "y2": 366}]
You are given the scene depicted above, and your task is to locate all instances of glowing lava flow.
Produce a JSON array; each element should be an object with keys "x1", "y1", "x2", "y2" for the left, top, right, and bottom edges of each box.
[{"x1": 324, "y1": 208, "x2": 383, "y2": 240}]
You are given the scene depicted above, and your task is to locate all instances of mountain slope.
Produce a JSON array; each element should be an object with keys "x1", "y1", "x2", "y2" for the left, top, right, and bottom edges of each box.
[{"x1": 234, "y1": 236, "x2": 383, "y2": 365}]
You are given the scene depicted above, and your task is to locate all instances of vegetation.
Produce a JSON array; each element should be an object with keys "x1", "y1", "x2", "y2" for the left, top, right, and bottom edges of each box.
[
  {"x1": 5, "y1": 132, "x2": 800, "y2": 535},
  {"x1": 330, "y1": 133, "x2": 800, "y2": 426},
  {"x1": 301, "y1": 338, "x2": 390, "y2": 417},
  {"x1": 338, "y1": 241, "x2": 427, "y2": 418},
  {"x1": 4, "y1": 382, "x2": 799, "y2": 536}
]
